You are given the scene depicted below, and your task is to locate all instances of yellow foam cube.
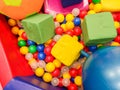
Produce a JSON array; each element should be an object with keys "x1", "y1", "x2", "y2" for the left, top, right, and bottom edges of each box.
[{"x1": 51, "y1": 35, "x2": 83, "y2": 66}]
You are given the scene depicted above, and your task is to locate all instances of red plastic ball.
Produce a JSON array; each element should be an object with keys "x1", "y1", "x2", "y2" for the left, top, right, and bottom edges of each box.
[
  {"x1": 55, "y1": 27, "x2": 64, "y2": 35},
  {"x1": 45, "y1": 55, "x2": 54, "y2": 62},
  {"x1": 88, "y1": 0, "x2": 92, "y2": 3},
  {"x1": 51, "y1": 68, "x2": 60, "y2": 77},
  {"x1": 49, "y1": 40, "x2": 56, "y2": 47},
  {"x1": 44, "y1": 46, "x2": 52, "y2": 55},
  {"x1": 117, "y1": 13, "x2": 120, "y2": 22},
  {"x1": 79, "y1": 10, "x2": 87, "y2": 19},
  {"x1": 67, "y1": 83, "x2": 78, "y2": 90},
  {"x1": 73, "y1": 27, "x2": 82, "y2": 36},
  {"x1": 58, "y1": 78, "x2": 63, "y2": 87},
  {"x1": 114, "y1": 35, "x2": 120, "y2": 43},
  {"x1": 21, "y1": 32, "x2": 28, "y2": 40},
  {"x1": 33, "y1": 52, "x2": 38, "y2": 59},
  {"x1": 65, "y1": 30, "x2": 74, "y2": 36},
  {"x1": 112, "y1": 13, "x2": 118, "y2": 21},
  {"x1": 117, "y1": 28, "x2": 120, "y2": 35},
  {"x1": 77, "y1": 66, "x2": 82, "y2": 76},
  {"x1": 69, "y1": 68, "x2": 78, "y2": 77}
]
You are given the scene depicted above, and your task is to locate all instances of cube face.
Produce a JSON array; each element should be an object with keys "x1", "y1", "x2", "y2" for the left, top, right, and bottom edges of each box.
[
  {"x1": 61, "y1": 0, "x2": 83, "y2": 8},
  {"x1": 22, "y1": 14, "x2": 55, "y2": 44},
  {"x1": 51, "y1": 35, "x2": 83, "y2": 66},
  {"x1": 81, "y1": 12, "x2": 117, "y2": 46}
]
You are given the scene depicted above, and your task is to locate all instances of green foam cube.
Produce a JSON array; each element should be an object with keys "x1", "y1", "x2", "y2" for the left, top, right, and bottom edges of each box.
[
  {"x1": 22, "y1": 14, "x2": 55, "y2": 44},
  {"x1": 81, "y1": 12, "x2": 117, "y2": 46}
]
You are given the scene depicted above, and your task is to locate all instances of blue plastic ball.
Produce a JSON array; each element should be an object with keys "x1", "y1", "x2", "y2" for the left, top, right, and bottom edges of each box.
[
  {"x1": 27, "y1": 40, "x2": 36, "y2": 45},
  {"x1": 83, "y1": 47, "x2": 120, "y2": 90},
  {"x1": 38, "y1": 52, "x2": 46, "y2": 60},
  {"x1": 73, "y1": 17, "x2": 81, "y2": 26},
  {"x1": 88, "y1": 45, "x2": 97, "y2": 52},
  {"x1": 37, "y1": 44, "x2": 45, "y2": 52}
]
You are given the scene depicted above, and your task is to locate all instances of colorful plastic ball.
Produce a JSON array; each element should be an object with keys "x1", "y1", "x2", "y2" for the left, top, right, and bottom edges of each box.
[
  {"x1": 83, "y1": 47, "x2": 120, "y2": 90},
  {"x1": 66, "y1": 21, "x2": 75, "y2": 30},
  {"x1": 73, "y1": 27, "x2": 82, "y2": 36},
  {"x1": 25, "y1": 53, "x2": 33, "y2": 60},
  {"x1": 45, "y1": 62, "x2": 55, "y2": 72},
  {"x1": 114, "y1": 21, "x2": 120, "y2": 29},
  {"x1": 54, "y1": 21, "x2": 60, "y2": 28},
  {"x1": 74, "y1": 76, "x2": 82, "y2": 86},
  {"x1": 56, "y1": 14, "x2": 64, "y2": 23},
  {"x1": 61, "y1": 66, "x2": 69, "y2": 74},
  {"x1": 67, "y1": 83, "x2": 78, "y2": 90},
  {"x1": 11, "y1": 26, "x2": 19, "y2": 35},
  {"x1": 8, "y1": 18, "x2": 17, "y2": 26},
  {"x1": 18, "y1": 29, "x2": 25, "y2": 36},
  {"x1": 0, "y1": 0, "x2": 44, "y2": 20},
  {"x1": 79, "y1": 10, "x2": 87, "y2": 19},
  {"x1": 55, "y1": 27, "x2": 64, "y2": 35},
  {"x1": 93, "y1": 3, "x2": 102, "y2": 12},
  {"x1": 69, "y1": 68, "x2": 78, "y2": 77},
  {"x1": 73, "y1": 17, "x2": 81, "y2": 26},
  {"x1": 45, "y1": 55, "x2": 54, "y2": 62},
  {"x1": 43, "y1": 73, "x2": 52, "y2": 82},
  {"x1": 61, "y1": 24, "x2": 67, "y2": 32},
  {"x1": 53, "y1": 35, "x2": 62, "y2": 42},
  {"x1": 37, "y1": 60, "x2": 46, "y2": 68},
  {"x1": 37, "y1": 44, "x2": 45, "y2": 52},
  {"x1": 77, "y1": 66, "x2": 82, "y2": 76},
  {"x1": 27, "y1": 40, "x2": 36, "y2": 45},
  {"x1": 51, "y1": 68, "x2": 60, "y2": 77},
  {"x1": 87, "y1": 10, "x2": 96, "y2": 15},
  {"x1": 49, "y1": 40, "x2": 56, "y2": 47},
  {"x1": 63, "y1": 72, "x2": 71, "y2": 79},
  {"x1": 88, "y1": 45, "x2": 97, "y2": 52},
  {"x1": 51, "y1": 77, "x2": 59, "y2": 86},
  {"x1": 28, "y1": 45, "x2": 37, "y2": 53},
  {"x1": 66, "y1": 14, "x2": 74, "y2": 21},
  {"x1": 18, "y1": 40, "x2": 26, "y2": 47},
  {"x1": 21, "y1": 32, "x2": 28, "y2": 40},
  {"x1": 114, "y1": 35, "x2": 120, "y2": 43},
  {"x1": 33, "y1": 52, "x2": 38, "y2": 59},
  {"x1": 58, "y1": 78, "x2": 63, "y2": 87},
  {"x1": 29, "y1": 61, "x2": 38, "y2": 70},
  {"x1": 53, "y1": 59, "x2": 61, "y2": 68},
  {"x1": 117, "y1": 28, "x2": 120, "y2": 35},
  {"x1": 65, "y1": 30, "x2": 74, "y2": 36},
  {"x1": 38, "y1": 52, "x2": 46, "y2": 60},
  {"x1": 20, "y1": 46, "x2": 29, "y2": 55},
  {"x1": 72, "y1": 8, "x2": 80, "y2": 17},
  {"x1": 62, "y1": 78, "x2": 70, "y2": 87},
  {"x1": 44, "y1": 46, "x2": 52, "y2": 55},
  {"x1": 89, "y1": 3, "x2": 94, "y2": 10},
  {"x1": 35, "y1": 67, "x2": 44, "y2": 77},
  {"x1": 92, "y1": 0, "x2": 101, "y2": 4},
  {"x1": 88, "y1": 0, "x2": 92, "y2": 3}
]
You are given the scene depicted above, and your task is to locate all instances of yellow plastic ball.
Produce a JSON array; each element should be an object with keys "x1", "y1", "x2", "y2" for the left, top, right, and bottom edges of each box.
[
  {"x1": 66, "y1": 14, "x2": 74, "y2": 21},
  {"x1": 74, "y1": 76, "x2": 82, "y2": 86},
  {"x1": 111, "y1": 41, "x2": 120, "y2": 46},
  {"x1": 18, "y1": 37, "x2": 24, "y2": 41},
  {"x1": 8, "y1": 18, "x2": 17, "y2": 26},
  {"x1": 89, "y1": 3, "x2": 94, "y2": 10},
  {"x1": 35, "y1": 68, "x2": 44, "y2": 77},
  {"x1": 45, "y1": 62, "x2": 55, "y2": 72},
  {"x1": 87, "y1": 10, "x2": 96, "y2": 15},
  {"x1": 43, "y1": 73, "x2": 52, "y2": 82},
  {"x1": 53, "y1": 59, "x2": 61, "y2": 68},
  {"x1": 93, "y1": 4, "x2": 102, "y2": 13},
  {"x1": 73, "y1": 35, "x2": 78, "y2": 41},
  {"x1": 61, "y1": 24, "x2": 67, "y2": 32},
  {"x1": 114, "y1": 21, "x2": 120, "y2": 29},
  {"x1": 20, "y1": 46, "x2": 29, "y2": 55},
  {"x1": 56, "y1": 14, "x2": 64, "y2": 23},
  {"x1": 63, "y1": 72, "x2": 71, "y2": 79},
  {"x1": 66, "y1": 21, "x2": 74, "y2": 30},
  {"x1": 18, "y1": 29, "x2": 25, "y2": 36},
  {"x1": 11, "y1": 26, "x2": 19, "y2": 35}
]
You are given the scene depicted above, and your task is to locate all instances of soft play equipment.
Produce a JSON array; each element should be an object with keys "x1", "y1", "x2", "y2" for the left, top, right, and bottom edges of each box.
[
  {"x1": 0, "y1": 14, "x2": 63, "y2": 90},
  {"x1": 44, "y1": 0, "x2": 88, "y2": 15},
  {"x1": 82, "y1": 46, "x2": 120, "y2": 90},
  {"x1": 101, "y1": 0, "x2": 120, "y2": 12},
  {"x1": 0, "y1": 0, "x2": 44, "y2": 20}
]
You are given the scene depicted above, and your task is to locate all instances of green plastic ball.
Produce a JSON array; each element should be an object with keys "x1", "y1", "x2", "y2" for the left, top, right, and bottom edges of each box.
[
  {"x1": 18, "y1": 40, "x2": 26, "y2": 47},
  {"x1": 29, "y1": 45, "x2": 37, "y2": 53},
  {"x1": 92, "y1": 0, "x2": 101, "y2": 4}
]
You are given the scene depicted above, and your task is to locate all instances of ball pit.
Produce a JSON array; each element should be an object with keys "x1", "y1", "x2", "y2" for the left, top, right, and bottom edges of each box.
[{"x1": 3, "y1": 0, "x2": 120, "y2": 90}]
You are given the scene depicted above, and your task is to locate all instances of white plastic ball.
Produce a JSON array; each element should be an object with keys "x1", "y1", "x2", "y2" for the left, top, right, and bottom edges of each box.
[{"x1": 72, "y1": 8, "x2": 80, "y2": 17}]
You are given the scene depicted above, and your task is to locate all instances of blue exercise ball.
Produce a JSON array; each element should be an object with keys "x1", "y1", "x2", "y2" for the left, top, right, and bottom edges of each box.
[{"x1": 82, "y1": 47, "x2": 120, "y2": 90}]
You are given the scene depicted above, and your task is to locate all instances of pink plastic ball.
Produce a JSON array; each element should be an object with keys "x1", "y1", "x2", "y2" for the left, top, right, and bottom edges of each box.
[{"x1": 25, "y1": 53, "x2": 33, "y2": 60}]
